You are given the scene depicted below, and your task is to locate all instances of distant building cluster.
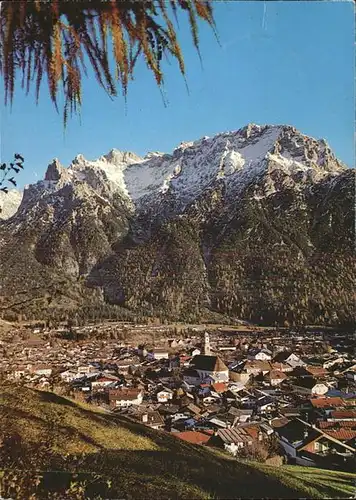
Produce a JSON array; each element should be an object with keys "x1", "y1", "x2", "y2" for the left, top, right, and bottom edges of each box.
[{"x1": 1, "y1": 323, "x2": 355, "y2": 471}]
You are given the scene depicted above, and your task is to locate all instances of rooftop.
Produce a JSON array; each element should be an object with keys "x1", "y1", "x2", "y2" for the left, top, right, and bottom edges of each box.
[{"x1": 190, "y1": 355, "x2": 228, "y2": 373}]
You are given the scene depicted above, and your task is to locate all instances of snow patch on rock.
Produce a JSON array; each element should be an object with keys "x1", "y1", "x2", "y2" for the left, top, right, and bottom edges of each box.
[{"x1": 0, "y1": 189, "x2": 23, "y2": 219}]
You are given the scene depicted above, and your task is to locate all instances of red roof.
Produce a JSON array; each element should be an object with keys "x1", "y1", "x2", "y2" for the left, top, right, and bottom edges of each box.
[
  {"x1": 306, "y1": 366, "x2": 328, "y2": 376},
  {"x1": 310, "y1": 397, "x2": 345, "y2": 409},
  {"x1": 108, "y1": 389, "x2": 141, "y2": 401},
  {"x1": 175, "y1": 431, "x2": 211, "y2": 445},
  {"x1": 323, "y1": 429, "x2": 356, "y2": 441},
  {"x1": 330, "y1": 410, "x2": 356, "y2": 419},
  {"x1": 266, "y1": 370, "x2": 287, "y2": 380},
  {"x1": 211, "y1": 382, "x2": 228, "y2": 393},
  {"x1": 239, "y1": 424, "x2": 260, "y2": 440},
  {"x1": 319, "y1": 421, "x2": 356, "y2": 429},
  {"x1": 93, "y1": 377, "x2": 114, "y2": 383}
]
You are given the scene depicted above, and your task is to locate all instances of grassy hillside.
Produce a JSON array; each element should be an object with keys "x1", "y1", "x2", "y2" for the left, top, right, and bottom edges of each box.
[{"x1": 0, "y1": 384, "x2": 355, "y2": 499}]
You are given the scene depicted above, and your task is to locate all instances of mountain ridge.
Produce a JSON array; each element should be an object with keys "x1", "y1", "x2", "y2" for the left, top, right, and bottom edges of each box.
[{"x1": 0, "y1": 124, "x2": 354, "y2": 326}]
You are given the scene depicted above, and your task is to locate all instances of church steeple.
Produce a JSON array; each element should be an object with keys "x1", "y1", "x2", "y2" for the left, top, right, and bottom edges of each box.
[{"x1": 204, "y1": 331, "x2": 211, "y2": 356}]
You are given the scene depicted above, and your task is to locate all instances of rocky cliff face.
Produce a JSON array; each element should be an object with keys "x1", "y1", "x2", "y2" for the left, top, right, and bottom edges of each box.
[
  {"x1": 0, "y1": 189, "x2": 23, "y2": 219},
  {"x1": 0, "y1": 124, "x2": 354, "y2": 326}
]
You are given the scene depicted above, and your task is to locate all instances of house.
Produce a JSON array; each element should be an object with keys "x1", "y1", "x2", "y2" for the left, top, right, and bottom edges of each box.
[
  {"x1": 309, "y1": 397, "x2": 345, "y2": 412},
  {"x1": 264, "y1": 370, "x2": 288, "y2": 386},
  {"x1": 175, "y1": 430, "x2": 212, "y2": 445},
  {"x1": 256, "y1": 395, "x2": 274, "y2": 413},
  {"x1": 323, "y1": 357, "x2": 346, "y2": 369},
  {"x1": 60, "y1": 369, "x2": 82, "y2": 383},
  {"x1": 153, "y1": 348, "x2": 169, "y2": 360},
  {"x1": 244, "y1": 360, "x2": 272, "y2": 376},
  {"x1": 208, "y1": 417, "x2": 230, "y2": 429},
  {"x1": 179, "y1": 356, "x2": 192, "y2": 367},
  {"x1": 318, "y1": 420, "x2": 356, "y2": 430},
  {"x1": 292, "y1": 366, "x2": 328, "y2": 379},
  {"x1": 189, "y1": 355, "x2": 229, "y2": 382},
  {"x1": 76, "y1": 364, "x2": 96, "y2": 375},
  {"x1": 209, "y1": 427, "x2": 253, "y2": 456},
  {"x1": 183, "y1": 403, "x2": 202, "y2": 417},
  {"x1": 305, "y1": 365, "x2": 328, "y2": 378},
  {"x1": 139, "y1": 411, "x2": 165, "y2": 430},
  {"x1": 248, "y1": 348, "x2": 272, "y2": 361},
  {"x1": 270, "y1": 362, "x2": 293, "y2": 373},
  {"x1": 344, "y1": 371, "x2": 356, "y2": 382},
  {"x1": 279, "y1": 407, "x2": 301, "y2": 419},
  {"x1": 156, "y1": 388, "x2": 174, "y2": 403},
  {"x1": 203, "y1": 395, "x2": 220, "y2": 405},
  {"x1": 230, "y1": 408, "x2": 253, "y2": 424},
  {"x1": 229, "y1": 371, "x2": 250, "y2": 384},
  {"x1": 190, "y1": 348, "x2": 201, "y2": 357},
  {"x1": 171, "y1": 413, "x2": 190, "y2": 424},
  {"x1": 296, "y1": 428, "x2": 355, "y2": 469},
  {"x1": 30, "y1": 365, "x2": 52, "y2": 377},
  {"x1": 211, "y1": 382, "x2": 228, "y2": 395},
  {"x1": 91, "y1": 375, "x2": 119, "y2": 390},
  {"x1": 292, "y1": 377, "x2": 328, "y2": 396},
  {"x1": 273, "y1": 351, "x2": 305, "y2": 368},
  {"x1": 13, "y1": 366, "x2": 27, "y2": 379},
  {"x1": 109, "y1": 388, "x2": 143, "y2": 408},
  {"x1": 275, "y1": 417, "x2": 355, "y2": 469},
  {"x1": 321, "y1": 428, "x2": 356, "y2": 445},
  {"x1": 115, "y1": 359, "x2": 137, "y2": 374},
  {"x1": 328, "y1": 410, "x2": 356, "y2": 421}
]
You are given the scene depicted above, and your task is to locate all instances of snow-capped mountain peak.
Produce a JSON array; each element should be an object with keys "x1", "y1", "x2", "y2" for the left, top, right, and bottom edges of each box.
[{"x1": 3, "y1": 124, "x2": 346, "y2": 223}]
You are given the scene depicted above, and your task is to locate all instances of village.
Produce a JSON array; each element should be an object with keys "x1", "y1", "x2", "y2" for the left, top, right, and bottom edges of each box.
[{"x1": 1, "y1": 321, "x2": 355, "y2": 472}]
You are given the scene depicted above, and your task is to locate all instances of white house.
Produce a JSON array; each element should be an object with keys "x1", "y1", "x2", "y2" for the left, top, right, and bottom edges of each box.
[
  {"x1": 264, "y1": 370, "x2": 288, "y2": 386},
  {"x1": 203, "y1": 396, "x2": 220, "y2": 405},
  {"x1": 76, "y1": 364, "x2": 96, "y2": 374},
  {"x1": 153, "y1": 348, "x2": 169, "y2": 360},
  {"x1": 248, "y1": 349, "x2": 272, "y2": 361},
  {"x1": 109, "y1": 389, "x2": 143, "y2": 408},
  {"x1": 156, "y1": 388, "x2": 174, "y2": 403},
  {"x1": 273, "y1": 351, "x2": 305, "y2": 368},
  {"x1": 140, "y1": 411, "x2": 165, "y2": 430},
  {"x1": 91, "y1": 375, "x2": 119, "y2": 390},
  {"x1": 13, "y1": 366, "x2": 27, "y2": 379},
  {"x1": 60, "y1": 369, "x2": 80, "y2": 383},
  {"x1": 171, "y1": 413, "x2": 190, "y2": 423}
]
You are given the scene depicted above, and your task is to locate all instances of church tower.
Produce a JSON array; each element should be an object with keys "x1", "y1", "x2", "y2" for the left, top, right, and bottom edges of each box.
[{"x1": 203, "y1": 331, "x2": 211, "y2": 356}]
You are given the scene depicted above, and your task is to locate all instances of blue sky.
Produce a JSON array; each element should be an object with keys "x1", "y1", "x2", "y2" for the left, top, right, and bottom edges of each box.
[{"x1": 1, "y1": 1, "x2": 354, "y2": 188}]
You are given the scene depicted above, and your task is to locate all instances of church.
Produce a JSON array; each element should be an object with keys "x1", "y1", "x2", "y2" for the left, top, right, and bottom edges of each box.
[{"x1": 189, "y1": 332, "x2": 229, "y2": 383}]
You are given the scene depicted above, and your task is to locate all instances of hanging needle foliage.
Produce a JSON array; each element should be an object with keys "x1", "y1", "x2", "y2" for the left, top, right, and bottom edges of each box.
[{"x1": 0, "y1": 0, "x2": 216, "y2": 126}]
